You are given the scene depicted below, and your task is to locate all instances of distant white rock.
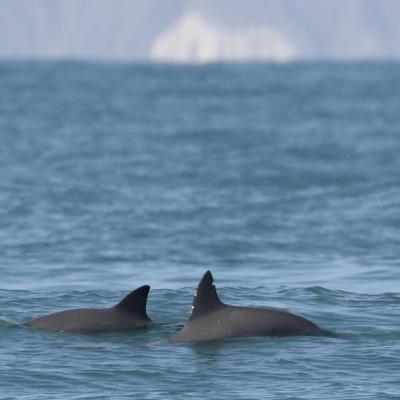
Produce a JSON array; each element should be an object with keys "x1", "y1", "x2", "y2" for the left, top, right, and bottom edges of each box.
[{"x1": 150, "y1": 12, "x2": 296, "y2": 62}]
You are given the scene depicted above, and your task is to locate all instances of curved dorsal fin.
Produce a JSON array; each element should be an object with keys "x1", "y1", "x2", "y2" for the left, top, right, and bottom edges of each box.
[
  {"x1": 189, "y1": 271, "x2": 223, "y2": 320},
  {"x1": 115, "y1": 285, "x2": 150, "y2": 319}
]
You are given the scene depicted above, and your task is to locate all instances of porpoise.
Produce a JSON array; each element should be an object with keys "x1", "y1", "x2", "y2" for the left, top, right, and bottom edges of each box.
[
  {"x1": 172, "y1": 271, "x2": 330, "y2": 342},
  {"x1": 25, "y1": 285, "x2": 152, "y2": 332}
]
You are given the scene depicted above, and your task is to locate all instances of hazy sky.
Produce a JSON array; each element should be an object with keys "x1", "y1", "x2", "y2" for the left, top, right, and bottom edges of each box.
[{"x1": 1, "y1": 0, "x2": 400, "y2": 62}]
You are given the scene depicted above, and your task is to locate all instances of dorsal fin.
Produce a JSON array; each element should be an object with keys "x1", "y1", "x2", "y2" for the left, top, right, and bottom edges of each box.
[
  {"x1": 114, "y1": 285, "x2": 151, "y2": 319},
  {"x1": 189, "y1": 271, "x2": 223, "y2": 320}
]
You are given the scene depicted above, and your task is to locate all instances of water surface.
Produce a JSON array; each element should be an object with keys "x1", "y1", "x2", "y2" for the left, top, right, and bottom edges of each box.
[{"x1": 0, "y1": 61, "x2": 399, "y2": 399}]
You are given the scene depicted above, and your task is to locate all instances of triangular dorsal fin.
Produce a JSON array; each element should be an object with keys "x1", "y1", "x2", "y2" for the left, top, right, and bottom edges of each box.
[
  {"x1": 189, "y1": 271, "x2": 223, "y2": 320},
  {"x1": 114, "y1": 285, "x2": 150, "y2": 319}
]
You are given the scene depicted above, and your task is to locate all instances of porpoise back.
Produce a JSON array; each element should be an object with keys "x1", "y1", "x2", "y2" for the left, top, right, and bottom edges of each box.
[
  {"x1": 25, "y1": 285, "x2": 152, "y2": 332},
  {"x1": 172, "y1": 271, "x2": 329, "y2": 342}
]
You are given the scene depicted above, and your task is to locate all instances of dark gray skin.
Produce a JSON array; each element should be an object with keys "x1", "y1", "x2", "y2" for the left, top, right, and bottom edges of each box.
[
  {"x1": 24, "y1": 285, "x2": 152, "y2": 332},
  {"x1": 172, "y1": 271, "x2": 330, "y2": 342}
]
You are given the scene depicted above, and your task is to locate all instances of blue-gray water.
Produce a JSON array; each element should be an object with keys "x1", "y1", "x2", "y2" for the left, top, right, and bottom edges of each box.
[{"x1": 0, "y1": 61, "x2": 399, "y2": 399}]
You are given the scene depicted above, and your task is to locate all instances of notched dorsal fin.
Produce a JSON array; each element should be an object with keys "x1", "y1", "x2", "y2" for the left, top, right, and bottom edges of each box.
[
  {"x1": 115, "y1": 285, "x2": 150, "y2": 319},
  {"x1": 189, "y1": 271, "x2": 223, "y2": 320}
]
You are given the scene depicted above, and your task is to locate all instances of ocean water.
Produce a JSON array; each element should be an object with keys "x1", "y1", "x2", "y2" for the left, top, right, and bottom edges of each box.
[{"x1": 0, "y1": 61, "x2": 399, "y2": 399}]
